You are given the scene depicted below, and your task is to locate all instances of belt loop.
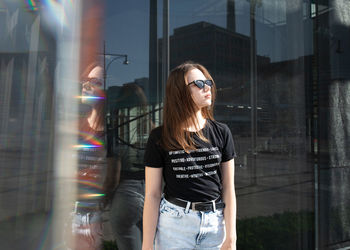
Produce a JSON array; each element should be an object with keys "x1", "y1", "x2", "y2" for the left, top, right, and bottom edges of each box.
[
  {"x1": 185, "y1": 201, "x2": 191, "y2": 213},
  {"x1": 212, "y1": 200, "x2": 216, "y2": 212}
]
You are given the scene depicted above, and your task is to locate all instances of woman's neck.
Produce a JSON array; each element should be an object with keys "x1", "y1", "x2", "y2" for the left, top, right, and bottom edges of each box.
[
  {"x1": 186, "y1": 110, "x2": 206, "y2": 132},
  {"x1": 87, "y1": 107, "x2": 104, "y2": 131}
]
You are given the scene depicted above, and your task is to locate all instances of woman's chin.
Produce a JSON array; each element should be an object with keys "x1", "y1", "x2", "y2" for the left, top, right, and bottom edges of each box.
[{"x1": 202, "y1": 101, "x2": 212, "y2": 107}]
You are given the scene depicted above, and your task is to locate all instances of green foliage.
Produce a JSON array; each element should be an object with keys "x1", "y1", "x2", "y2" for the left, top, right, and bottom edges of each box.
[{"x1": 237, "y1": 211, "x2": 314, "y2": 250}]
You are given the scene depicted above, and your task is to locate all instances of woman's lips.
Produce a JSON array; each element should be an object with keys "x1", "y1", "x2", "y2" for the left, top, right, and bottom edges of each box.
[{"x1": 205, "y1": 94, "x2": 211, "y2": 99}]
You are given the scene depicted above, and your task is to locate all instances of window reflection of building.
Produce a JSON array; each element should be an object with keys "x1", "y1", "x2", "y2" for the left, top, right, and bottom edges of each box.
[
  {"x1": 0, "y1": 4, "x2": 58, "y2": 250},
  {"x1": 159, "y1": 21, "x2": 272, "y2": 135},
  {"x1": 316, "y1": 2, "x2": 350, "y2": 248},
  {"x1": 1, "y1": 0, "x2": 350, "y2": 249},
  {"x1": 104, "y1": 83, "x2": 157, "y2": 250},
  {"x1": 108, "y1": 80, "x2": 161, "y2": 152},
  {"x1": 157, "y1": 8, "x2": 315, "y2": 248}
]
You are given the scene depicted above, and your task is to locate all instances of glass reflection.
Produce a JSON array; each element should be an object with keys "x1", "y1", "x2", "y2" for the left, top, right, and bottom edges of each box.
[
  {"x1": 318, "y1": 1, "x2": 350, "y2": 249},
  {"x1": 65, "y1": 63, "x2": 106, "y2": 250},
  {"x1": 103, "y1": 83, "x2": 153, "y2": 250},
  {"x1": 167, "y1": 0, "x2": 314, "y2": 249},
  {"x1": 1, "y1": 0, "x2": 350, "y2": 249},
  {"x1": 63, "y1": 0, "x2": 105, "y2": 249}
]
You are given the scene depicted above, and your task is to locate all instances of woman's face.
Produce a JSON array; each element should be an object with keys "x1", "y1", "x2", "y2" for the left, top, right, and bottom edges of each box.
[
  {"x1": 81, "y1": 66, "x2": 103, "y2": 105},
  {"x1": 186, "y1": 68, "x2": 212, "y2": 109}
]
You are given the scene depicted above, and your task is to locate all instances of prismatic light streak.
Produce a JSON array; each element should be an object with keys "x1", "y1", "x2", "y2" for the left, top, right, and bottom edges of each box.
[
  {"x1": 75, "y1": 95, "x2": 105, "y2": 100},
  {"x1": 79, "y1": 193, "x2": 105, "y2": 199},
  {"x1": 73, "y1": 131, "x2": 104, "y2": 149},
  {"x1": 73, "y1": 144, "x2": 102, "y2": 148}
]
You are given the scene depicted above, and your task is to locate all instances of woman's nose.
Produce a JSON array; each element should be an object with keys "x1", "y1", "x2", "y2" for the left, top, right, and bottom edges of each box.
[{"x1": 203, "y1": 83, "x2": 211, "y2": 91}]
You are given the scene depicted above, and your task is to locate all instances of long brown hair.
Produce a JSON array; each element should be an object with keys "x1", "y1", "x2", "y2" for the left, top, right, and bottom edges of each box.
[
  {"x1": 79, "y1": 61, "x2": 105, "y2": 132},
  {"x1": 161, "y1": 62, "x2": 216, "y2": 152}
]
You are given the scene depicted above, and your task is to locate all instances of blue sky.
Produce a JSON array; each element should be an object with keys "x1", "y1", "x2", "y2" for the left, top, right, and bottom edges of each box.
[
  {"x1": 103, "y1": 0, "x2": 312, "y2": 86},
  {"x1": 104, "y1": 0, "x2": 236, "y2": 86}
]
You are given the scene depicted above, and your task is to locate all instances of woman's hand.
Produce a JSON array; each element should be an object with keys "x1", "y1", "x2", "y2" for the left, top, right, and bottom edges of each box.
[
  {"x1": 142, "y1": 245, "x2": 154, "y2": 250},
  {"x1": 220, "y1": 238, "x2": 236, "y2": 250}
]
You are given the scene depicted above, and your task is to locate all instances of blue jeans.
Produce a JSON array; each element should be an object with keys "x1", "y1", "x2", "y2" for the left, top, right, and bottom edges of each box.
[
  {"x1": 109, "y1": 179, "x2": 145, "y2": 250},
  {"x1": 155, "y1": 197, "x2": 226, "y2": 250}
]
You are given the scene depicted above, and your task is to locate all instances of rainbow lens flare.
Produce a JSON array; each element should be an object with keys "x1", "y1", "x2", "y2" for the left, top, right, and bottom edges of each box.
[
  {"x1": 76, "y1": 96, "x2": 105, "y2": 100},
  {"x1": 24, "y1": 0, "x2": 39, "y2": 11},
  {"x1": 73, "y1": 131, "x2": 104, "y2": 148},
  {"x1": 78, "y1": 193, "x2": 105, "y2": 199},
  {"x1": 77, "y1": 180, "x2": 103, "y2": 190}
]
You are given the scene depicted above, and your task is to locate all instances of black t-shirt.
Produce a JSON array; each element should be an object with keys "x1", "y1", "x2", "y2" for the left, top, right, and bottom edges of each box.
[
  {"x1": 76, "y1": 118, "x2": 106, "y2": 208},
  {"x1": 114, "y1": 144, "x2": 145, "y2": 180},
  {"x1": 144, "y1": 119, "x2": 236, "y2": 202}
]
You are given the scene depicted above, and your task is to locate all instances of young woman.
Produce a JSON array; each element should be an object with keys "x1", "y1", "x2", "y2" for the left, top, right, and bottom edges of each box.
[
  {"x1": 69, "y1": 63, "x2": 106, "y2": 250},
  {"x1": 142, "y1": 62, "x2": 237, "y2": 250},
  {"x1": 103, "y1": 83, "x2": 154, "y2": 250}
]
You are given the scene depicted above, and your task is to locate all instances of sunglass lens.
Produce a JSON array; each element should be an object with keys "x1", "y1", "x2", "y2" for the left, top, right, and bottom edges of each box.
[
  {"x1": 205, "y1": 80, "x2": 213, "y2": 87},
  {"x1": 195, "y1": 80, "x2": 205, "y2": 89}
]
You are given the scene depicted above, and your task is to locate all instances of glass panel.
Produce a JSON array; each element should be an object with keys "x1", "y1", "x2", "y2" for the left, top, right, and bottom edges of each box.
[
  {"x1": 1, "y1": 0, "x2": 350, "y2": 249},
  {"x1": 317, "y1": 0, "x2": 350, "y2": 248},
  {"x1": 168, "y1": 0, "x2": 314, "y2": 249},
  {"x1": 0, "y1": 0, "x2": 81, "y2": 249},
  {"x1": 100, "y1": 1, "x2": 161, "y2": 249}
]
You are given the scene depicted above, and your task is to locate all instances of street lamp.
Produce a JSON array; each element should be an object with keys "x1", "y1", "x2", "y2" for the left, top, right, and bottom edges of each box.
[
  {"x1": 103, "y1": 53, "x2": 129, "y2": 91},
  {"x1": 101, "y1": 44, "x2": 129, "y2": 156}
]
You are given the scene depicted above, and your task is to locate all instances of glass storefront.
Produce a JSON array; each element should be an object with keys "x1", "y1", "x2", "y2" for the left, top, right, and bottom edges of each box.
[{"x1": 0, "y1": 0, "x2": 350, "y2": 249}]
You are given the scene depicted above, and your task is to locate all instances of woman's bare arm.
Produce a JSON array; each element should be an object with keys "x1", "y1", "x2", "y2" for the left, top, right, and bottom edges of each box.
[
  {"x1": 221, "y1": 158, "x2": 237, "y2": 250},
  {"x1": 142, "y1": 167, "x2": 163, "y2": 250}
]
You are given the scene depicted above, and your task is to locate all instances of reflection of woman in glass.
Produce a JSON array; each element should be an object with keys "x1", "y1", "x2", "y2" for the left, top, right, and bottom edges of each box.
[
  {"x1": 72, "y1": 62, "x2": 106, "y2": 250},
  {"x1": 79, "y1": 64, "x2": 105, "y2": 132},
  {"x1": 142, "y1": 62, "x2": 237, "y2": 250},
  {"x1": 103, "y1": 83, "x2": 152, "y2": 250}
]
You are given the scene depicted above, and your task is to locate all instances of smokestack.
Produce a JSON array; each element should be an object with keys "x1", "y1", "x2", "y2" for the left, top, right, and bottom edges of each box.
[{"x1": 227, "y1": 0, "x2": 236, "y2": 32}]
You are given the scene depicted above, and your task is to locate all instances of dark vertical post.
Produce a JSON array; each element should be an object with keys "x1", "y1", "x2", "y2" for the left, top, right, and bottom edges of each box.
[
  {"x1": 312, "y1": 1, "x2": 319, "y2": 249},
  {"x1": 227, "y1": 0, "x2": 236, "y2": 32},
  {"x1": 250, "y1": 0, "x2": 258, "y2": 185},
  {"x1": 149, "y1": 0, "x2": 158, "y2": 106},
  {"x1": 162, "y1": 0, "x2": 169, "y2": 103}
]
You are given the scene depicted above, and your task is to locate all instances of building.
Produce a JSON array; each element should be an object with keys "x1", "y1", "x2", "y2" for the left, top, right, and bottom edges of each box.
[{"x1": 0, "y1": 1, "x2": 350, "y2": 249}]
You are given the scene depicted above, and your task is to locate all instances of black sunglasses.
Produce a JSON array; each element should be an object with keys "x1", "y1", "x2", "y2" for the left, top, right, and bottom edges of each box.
[
  {"x1": 80, "y1": 78, "x2": 103, "y2": 90},
  {"x1": 188, "y1": 79, "x2": 213, "y2": 89}
]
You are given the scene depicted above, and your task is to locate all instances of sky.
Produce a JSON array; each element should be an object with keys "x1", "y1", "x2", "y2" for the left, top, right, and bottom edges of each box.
[
  {"x1": 104, "y1": 0, "x2": 241, "y2": 86},
  {"x1": 1, "y1": 0, "x2": 313, "y2": 86}
]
